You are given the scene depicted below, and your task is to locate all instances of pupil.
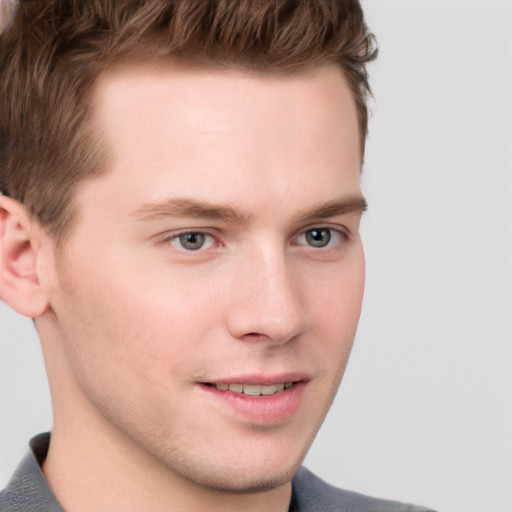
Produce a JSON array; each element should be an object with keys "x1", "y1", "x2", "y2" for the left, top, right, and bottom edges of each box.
[
  {"x1": 180, "y1": 233, "x2": 205, "y2": 250},
  {"x1": 306, "y1": 229, "x2": 331, "y2": 247}
]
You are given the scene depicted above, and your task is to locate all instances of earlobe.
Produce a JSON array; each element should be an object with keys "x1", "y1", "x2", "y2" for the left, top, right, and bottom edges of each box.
[{"x1": 0, "y1": 196, "x2": 51, "y2": 318}]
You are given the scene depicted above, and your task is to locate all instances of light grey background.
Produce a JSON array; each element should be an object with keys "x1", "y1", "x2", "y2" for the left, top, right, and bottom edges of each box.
[{"x1": 1, "y1": 1, "x2": 511, "y2": 511}]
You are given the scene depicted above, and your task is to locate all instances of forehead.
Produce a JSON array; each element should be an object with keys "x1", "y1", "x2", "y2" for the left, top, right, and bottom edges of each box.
[
  {"x1": 92, "y1": 62, "x2": 360, "y2": 159},
  {"x1": 81, "y1": 63, "x2": 361, "y2": 222}
]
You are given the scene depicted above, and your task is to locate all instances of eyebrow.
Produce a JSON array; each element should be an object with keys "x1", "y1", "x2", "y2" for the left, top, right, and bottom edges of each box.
[
  {"x1": 295, "y1": 196, "x2": 368, "y2": 223},
  {"x1": 132, "y1": 198, "x2": 248, "y2": 223},
  {"x1": 131, "y1": 195, "x2": 367, "y2": 223}
]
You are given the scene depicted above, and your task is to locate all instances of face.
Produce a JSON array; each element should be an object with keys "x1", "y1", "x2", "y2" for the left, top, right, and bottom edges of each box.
[{"x1": 45, "y1": 64, "x2": 365, "y2": 493}]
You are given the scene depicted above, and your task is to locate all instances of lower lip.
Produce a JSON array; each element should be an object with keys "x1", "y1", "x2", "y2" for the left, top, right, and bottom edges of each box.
[{"x1": 199, "y1": 383, "x2": 306, "y2": 424}]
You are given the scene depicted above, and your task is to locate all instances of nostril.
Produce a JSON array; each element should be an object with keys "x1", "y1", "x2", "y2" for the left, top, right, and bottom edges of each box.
[{"x1": 240, "y1": 332, "x2": 273, "y2": 342}]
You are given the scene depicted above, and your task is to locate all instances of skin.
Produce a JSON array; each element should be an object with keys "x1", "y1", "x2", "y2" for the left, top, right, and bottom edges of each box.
[{"x1": 0, "y1": 64, "x2": 365, "y2": 512}]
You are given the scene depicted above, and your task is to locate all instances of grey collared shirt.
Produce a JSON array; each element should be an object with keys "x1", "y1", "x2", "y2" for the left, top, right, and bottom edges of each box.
[{"x1": 0, "y1": 433, "x2": 436, "y2": 512}]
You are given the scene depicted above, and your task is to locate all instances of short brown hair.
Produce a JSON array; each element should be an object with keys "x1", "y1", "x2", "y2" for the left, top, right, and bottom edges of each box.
[{"x1": 0, "y1": 0, "x2": 377, "y2": 239}]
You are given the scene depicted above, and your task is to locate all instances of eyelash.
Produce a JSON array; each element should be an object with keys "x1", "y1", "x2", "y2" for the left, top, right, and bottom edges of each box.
[
  {"x1": 293, "y1": 227, "x2": 350, "y2": 250},
  {"x1": 161, "y1": 226, "x2": 351, "y2": 253},
  {"x1": 167, "y1": 231, "x2": 219, "y2": 252}
]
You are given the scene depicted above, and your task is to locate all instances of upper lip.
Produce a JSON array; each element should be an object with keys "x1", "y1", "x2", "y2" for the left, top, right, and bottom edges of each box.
[{"x1": 200, "y1": 372, "x2": 310, "y2": 385}]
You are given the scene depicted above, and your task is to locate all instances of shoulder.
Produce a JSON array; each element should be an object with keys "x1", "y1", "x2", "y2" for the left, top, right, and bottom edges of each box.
[
  {"x1": 0, "y1": 434, "x2": 64, "y2": 512},
  {"x1": 291, "y1": 467, "x2": 437, "y2": 512}
]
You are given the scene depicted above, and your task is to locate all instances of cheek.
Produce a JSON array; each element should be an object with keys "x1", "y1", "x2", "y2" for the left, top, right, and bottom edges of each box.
[
  {"x1": 54, "y1": 253, "x2": 223, "y2": 385},
  {"x1": 305, "y1": 248, "x2": 365, "y2": 368},
  {"x1": 309, "y1": 247, "x2": 365, "y2": 325}
]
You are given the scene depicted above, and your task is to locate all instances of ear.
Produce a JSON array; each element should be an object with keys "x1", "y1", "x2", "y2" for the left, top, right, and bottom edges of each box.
[{"x1": 0, "y1": 195, "x2": 51, "y2": 318}]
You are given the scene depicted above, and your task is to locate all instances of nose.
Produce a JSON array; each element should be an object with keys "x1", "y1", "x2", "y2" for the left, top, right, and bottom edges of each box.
[{"x1": 226, "y1": 246, "x2": 308, "y2": 345}]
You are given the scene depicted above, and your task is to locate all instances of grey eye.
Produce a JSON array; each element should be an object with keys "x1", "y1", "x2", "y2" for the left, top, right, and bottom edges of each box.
[
  {"x1": 305, "y1": 229, "x2": 332, "y2": 248},
  {"x1": 178, "y1": 233, "x2": 206, "y2": 250}
]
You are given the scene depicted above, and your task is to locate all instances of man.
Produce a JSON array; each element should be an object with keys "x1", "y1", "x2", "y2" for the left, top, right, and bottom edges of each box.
[{"x1": 0, "y1": 1, "x2": 435, "y2": 511}]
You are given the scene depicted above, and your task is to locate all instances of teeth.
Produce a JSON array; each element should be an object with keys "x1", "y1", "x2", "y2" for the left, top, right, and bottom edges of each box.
[
  {"x1": 243, "y1": 384, "x2": 262, "y2": 396},
  {"x1": 262, "y1": 383, "x2": 284, "y2": 395},
  {"x1": 215, "y1": 382, "x2": 293, "y2": 396},
  {"x1": 228, "y1": 383, "x2": 243, "y2": 393}
]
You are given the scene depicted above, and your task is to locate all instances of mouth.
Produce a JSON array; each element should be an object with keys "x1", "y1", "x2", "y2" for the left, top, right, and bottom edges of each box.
[
  {"x1": 203, "y1": 382, "x2": 295, "y2": 396},
  {"x1": 199, "y1": 372, "x2": 311, "y2": 426},
  {"x1": 199, "y1": 377, "x2": 306, "y2": 423}
]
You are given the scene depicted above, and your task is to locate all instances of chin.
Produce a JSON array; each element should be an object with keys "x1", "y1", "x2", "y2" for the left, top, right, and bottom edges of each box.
[
  {"x1": 172, "y1": 438, "x2": 311, "y2": 495},
  {"x1": 190, "y1": 463, "x2": 299, "y2": 495}
]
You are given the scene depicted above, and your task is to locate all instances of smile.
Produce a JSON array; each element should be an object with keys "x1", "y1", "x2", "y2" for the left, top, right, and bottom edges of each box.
[
  {"x1": 200, "y1": 379, "x2": 306, "y2": 422},
  {"x1": 209, "y1": 382, "x2": 295, "y2": 396}
]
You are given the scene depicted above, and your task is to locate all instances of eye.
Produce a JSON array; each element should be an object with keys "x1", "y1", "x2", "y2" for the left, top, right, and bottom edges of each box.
[
  {"x1": 305, "y1": 228, "x2": 332, "y2": 248},
  {"x1": 170, "y1": 232, "x2": 216, "y2": 251},
  {"x1": 295, "y1": 227, "x2": 347, "y2": 249}
]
